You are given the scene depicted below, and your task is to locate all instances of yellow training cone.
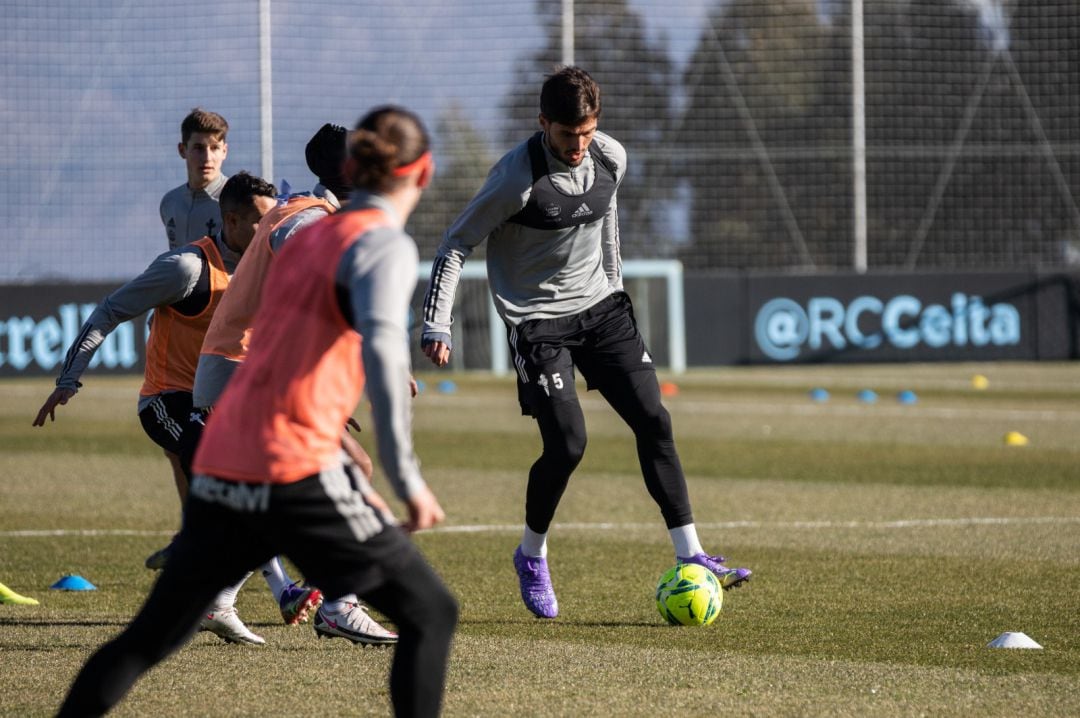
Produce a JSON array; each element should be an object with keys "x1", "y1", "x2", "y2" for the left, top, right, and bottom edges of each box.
[
  {"x1": 971, "y1": 374, "x2": 989, "y2": 390},
  {"x1": 1003, "y1": 431, "x2": 1029, "y2": 447},
  {"x1": 0, "y1": 581, "x2": 39, "y2": 606}
]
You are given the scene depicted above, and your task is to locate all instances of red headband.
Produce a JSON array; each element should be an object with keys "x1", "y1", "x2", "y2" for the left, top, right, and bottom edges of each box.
[{"x1": 391, "y1": 151, "x2": 432, "y2": 177}]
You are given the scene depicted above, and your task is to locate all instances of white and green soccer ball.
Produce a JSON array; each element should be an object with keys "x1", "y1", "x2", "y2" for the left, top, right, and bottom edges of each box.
[{"x1": 655, "y1": 562, "x2": 722, "y2": 626}]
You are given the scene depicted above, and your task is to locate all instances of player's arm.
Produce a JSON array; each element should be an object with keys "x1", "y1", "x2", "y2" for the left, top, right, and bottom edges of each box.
[
  {"x1": 598, "y1": 134, "x2": 628, "y2": 292},
  {"x1": 601, "y1": 193, "x2": 624, "y2": 292},
  {"x1": 33, "y1": 250, "x2": 203, "y2": 426},
  {"x1": 269, "y1": 206, "x2": 329, "y2": 253},
  {"x1": 159, "y1": 193, "x2": 169, "y2": 239},
  {"x1": 342, "y1": 229, "x2": 443, "y2": 531},
  {"x1": 421, "y1": 151, "x2": 531, "y2": 366}
]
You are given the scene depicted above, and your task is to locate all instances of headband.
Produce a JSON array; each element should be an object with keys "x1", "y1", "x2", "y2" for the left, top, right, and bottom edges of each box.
[{"x1": 391, "y1": 151, "x2": 433, "y2": 177}]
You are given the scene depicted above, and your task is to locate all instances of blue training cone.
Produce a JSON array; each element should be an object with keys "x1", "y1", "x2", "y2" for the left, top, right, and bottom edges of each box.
[
  {"x1": 808, "y1": 388, "x2": 829, "y2": 403},
  {"x1": 857, "y1": 389, "x2": 878, "y2": 404},
  {"x1": 437, "y1": 380, "x2": 457, "y2": 394},
  {"x1": 50, "y1": 575, "x2": 97, "y2": 591},
  {"x1": 897, "y1": 390, "x2": 918, "y2": 405}
]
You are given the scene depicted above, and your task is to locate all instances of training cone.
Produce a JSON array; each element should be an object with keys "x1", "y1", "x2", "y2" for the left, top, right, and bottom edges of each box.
[
  {"x1": 971, "y1": 374, "x2": 989, "y2": 390},
  {"x1": 987, "y1": 632, "x2": 1042, "y2": 649},
  {"x1": 897, "y1": 390, "x2": 918, "y2": 405},
  {"x1": 809, "y1": 388, "x2": 829, "y2": 402},
  {"x1": 857, "y1": 389, "x2": 878, "y2": 404},
  {"x1": 50, "y1": 575, "x2": 97, "y2": 591},
  {"x1": 1003, "y1": 431, "x2": 1030, "y2": 447},
  {"x1": 437, "y1": 380, "x2": 457, "y2": 394},
  {"x1": 659, "y1": 381, "x2": 679, "y2": 397},
  {"x1": 0, "y1": 581, "x2": 40, "y2": 605}
]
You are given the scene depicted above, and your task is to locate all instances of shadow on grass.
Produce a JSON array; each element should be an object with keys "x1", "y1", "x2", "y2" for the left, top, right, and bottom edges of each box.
[
  {"x1": 0, "y1": 617, "x2": 128, "y2": 627},
  {"x1": 461, "y1": 617, "x2": 660, "y2": 629}
]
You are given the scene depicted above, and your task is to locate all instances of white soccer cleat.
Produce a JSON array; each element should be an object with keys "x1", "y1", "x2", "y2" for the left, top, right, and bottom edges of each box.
[
  {"x1": 199, "y1": 607, "x2": 265, "y2": 645},
  {"x1": 313, "y1": 602, "x2": 397, "y2": 646}
]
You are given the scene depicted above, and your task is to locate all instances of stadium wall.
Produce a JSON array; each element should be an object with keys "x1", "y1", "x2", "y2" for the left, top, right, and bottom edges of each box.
[
  {"x1": 2, "y1": 270, "x2": 1077, "y2": 378},
  {"x1": 685, "y1": 270, "x2": 1080, "y2": 365}
]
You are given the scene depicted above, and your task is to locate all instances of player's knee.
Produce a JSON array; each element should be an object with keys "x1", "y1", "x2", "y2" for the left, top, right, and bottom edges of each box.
[
  {"x1": 548, "y1": 430, "x2": 586, "y2": 469},
  {"x1": 635, "y1": 404, "x2": 673, "y2": 441},
  {"x1": 540, "y1": 414, "x2": 587, "y2": 468}
]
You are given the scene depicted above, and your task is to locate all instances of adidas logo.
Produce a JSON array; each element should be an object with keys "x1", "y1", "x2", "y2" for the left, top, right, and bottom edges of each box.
[
  {"x1": 642, "y1": 350, "x2": 652, "y2": 363},
  {"x1": 571, "y1": 203, "x2": 593, "y2": 219}
]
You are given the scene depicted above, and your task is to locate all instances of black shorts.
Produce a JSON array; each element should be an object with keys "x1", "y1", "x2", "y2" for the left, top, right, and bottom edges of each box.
[
  {"x1": 181, "y1": 466, "x2": 407, "y2": 601},
  {"x1": 507, "y1": 291, "x2": 656, "y2": 416},
  {"x1": 138, "y1": 391, "x2": 202, "y2": 457}
]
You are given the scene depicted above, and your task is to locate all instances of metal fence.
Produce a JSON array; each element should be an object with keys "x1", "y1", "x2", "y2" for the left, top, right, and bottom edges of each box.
[{"x1": 3, "y1": 0, "x2": 1078, "y2": 283}]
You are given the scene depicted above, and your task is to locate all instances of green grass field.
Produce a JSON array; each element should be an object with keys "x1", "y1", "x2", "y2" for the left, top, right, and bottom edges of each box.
[{"x1": 2, "y1": 363, "x2": 1079, "y2": 716}]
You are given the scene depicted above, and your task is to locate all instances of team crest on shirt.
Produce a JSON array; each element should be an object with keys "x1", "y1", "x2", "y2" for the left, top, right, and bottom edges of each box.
[{"x1": 542, "y1": 203, "x2": 562, "y2": 219}]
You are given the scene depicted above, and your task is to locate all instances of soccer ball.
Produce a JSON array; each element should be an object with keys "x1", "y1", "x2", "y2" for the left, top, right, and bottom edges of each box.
[{"x1": 655, "y1": 563, "x2": 722, "y2": 626}]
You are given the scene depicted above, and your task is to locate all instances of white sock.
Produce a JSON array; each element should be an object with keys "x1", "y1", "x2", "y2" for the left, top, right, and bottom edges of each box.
[
  {"x1": 322, "y1": 593, "x2": 359, "y2": 615},
  {"x1": 520, "y1": 526, "x2": 548, "y2": 558},
  {"x1": 209, "y1": 572, "x2": 252, "y2": 612},
  {"x1": 260, "y1": 557, "x2": 294, "y2": 601},
  {"x1": 669, "y1": 524, "x2": 704, "y2": 559}
]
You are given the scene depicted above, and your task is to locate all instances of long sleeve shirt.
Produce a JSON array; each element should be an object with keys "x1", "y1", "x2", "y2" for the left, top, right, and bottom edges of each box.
[
  {"x1": 159, "y1": 174, "x2": 227, "y2": 250},
  {"x1": 191, "y1": 184, "x2": 341, "y2": 408},
  {"x1": 422, "y1": 131, "x2": 626, "y2": 343},
  {"x1": 336, "y1": 191, "x2": 425, "y2": 500},
  {"x1": 55, "y1": 235, "x2": 241, "y2": 412}
]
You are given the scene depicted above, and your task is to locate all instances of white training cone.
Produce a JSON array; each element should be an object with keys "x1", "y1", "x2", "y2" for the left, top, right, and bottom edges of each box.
[{"x1": 987, "y1": 632, "x2": 1042, "y2": 649}]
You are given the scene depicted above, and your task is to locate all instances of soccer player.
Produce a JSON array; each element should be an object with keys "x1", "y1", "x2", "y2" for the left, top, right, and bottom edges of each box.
[
  {"x1": 34, "y1": 171, "x2": 277, "y2": 645},
  {"x1": 57, "y1": 105, "x2": 457, "y2": 718},
  {"x1": 421, "y1": 66, "x2": 751, "y2": 619},
  {"x1": 148, "y1": 107, "x2": 232, "y2": 551},
  {"x1": 161, "y1": 108, "x2": 230, "y2": 250},
  {"x1": 189, "y1": 122, "x2": 396, "y2": 643}
]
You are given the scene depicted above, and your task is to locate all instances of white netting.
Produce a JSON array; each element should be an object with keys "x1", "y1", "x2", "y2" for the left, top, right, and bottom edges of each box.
[{"x1": 2, "y1": 0, "x2": 1078, "y2": 281}]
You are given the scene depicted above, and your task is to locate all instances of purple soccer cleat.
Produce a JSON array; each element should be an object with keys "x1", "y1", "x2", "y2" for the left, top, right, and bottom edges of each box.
[
  {"x1": 278, "y1": 581, "x2": 323, "y2": 625},
  {"x1": 513, "y1": 546, "x2": 558, "y2": 618},
  {"x1": 678, "y1": 553, "x2": 752, "y2": 590}
]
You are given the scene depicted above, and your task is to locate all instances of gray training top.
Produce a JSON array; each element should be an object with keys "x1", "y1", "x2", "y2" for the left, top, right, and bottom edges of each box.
[
  {"x1": 421, "y1": 130, "x2": 626, "y2": 343},
  {"x1": 55, "y1": 234, "x2": 242, "y2": 413},
  {"x1": 160, "y1": 173, "x2": 228, "y2": 250},
  {"x1": 192, "y1": 185, "x2": 341, "y2": 409},
  {"x1": 336, "y1": 191, "x2": 426, "y2": 501}
]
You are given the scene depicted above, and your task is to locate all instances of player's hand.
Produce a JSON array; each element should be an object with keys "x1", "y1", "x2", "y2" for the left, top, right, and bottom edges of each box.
[
  {"x1": 409, "y1": 376, "x2": 419, "y2": 398},
  {"x1": 33, "y1": 387, "x2": 77, "y2": 427},
  {"x1": 423, "y1": 340, "x2": 452, "y2": 367},
  {"x1": 364, "y1": 486, "x2": 396, "y2": 523},
  {"x1": 340, "y1": 430, "x2": 374, "y2": 480},
  {"x1": 403, "y1": 485, "x2": 445, "y2": 533}
]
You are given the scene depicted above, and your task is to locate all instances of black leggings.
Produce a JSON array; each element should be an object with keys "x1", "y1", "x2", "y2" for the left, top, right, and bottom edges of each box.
[
  {"x1": 525, "y1": 368, "x2": 693, "y2": 533},
  {"x1": 58, "y1": 472, "x2": 457, "y2": 718}
]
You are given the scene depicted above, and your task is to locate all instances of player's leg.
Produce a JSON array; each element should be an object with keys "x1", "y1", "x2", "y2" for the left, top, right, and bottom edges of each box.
[
  {"x1": 507, "y1": 322, "x2": 586, "y2": 617},
  {"x1": 163, "y1": 450, "x2": 188, "y2": 500},
  {"x1": 362, "y1": 545, "x2": 457, "y2": 717},
  {"x1": 139, "y1": 393, "x2": 198, "y2": 570},
  {"x1": 139, "y1": 392, "x2": 199, "y2": 503},
  {"x1": 582, "y1": 294, "x2": 752, "y2": 590},
  {"x1": 277, "y1": 467, "x2": 457, "y2": 715},
  {"x1": 57, "y1": 489, "x2": 271, "y2": 716},
  {"x1": 311, "y1": 453, "x2": 394, "y2": 642}
]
